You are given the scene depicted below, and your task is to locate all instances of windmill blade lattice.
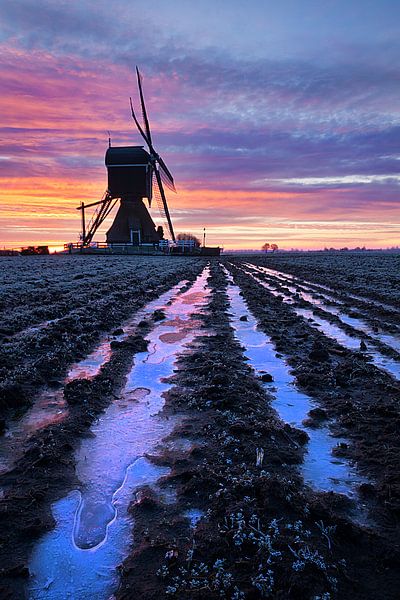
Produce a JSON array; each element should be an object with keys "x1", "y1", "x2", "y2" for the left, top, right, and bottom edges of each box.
[
  {"x1": 136, "y1": 67, "x2": 153, "y2": 145},
  {"x1": 159, "y1": 164, "x2": 176, "y2": 192},
  {"x1": 134, "y1": 68, "x2": 176, "y2": 192},
  {"x1": 129, "y1": 97, "x2": 149, "y2": 147},
  {"x1": 152, "y1": 175, "x2": 173, "y2": 240}
]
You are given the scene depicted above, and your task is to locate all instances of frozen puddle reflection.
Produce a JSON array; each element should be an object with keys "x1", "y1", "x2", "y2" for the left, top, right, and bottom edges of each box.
[
  {"x1": 240, "y1": 266, "x2": 400, "y2": 382},
  {"x1": 296, "y1": 309, "x2": 400, "y2": 380},
  {"x1": 29, "y1": 459, "x2": 168, "y2": 600},
  {"x1": 246, "y1": 263, "x2": 398, "y2": 312},
  {"x1": 223, "y1": 269, "x2": 366, "y2": 503},
  {"x1": 28, "y1": 267, "x2": 211, "y2": 600},
  {"x1": 246, "y1": 264, "x2": 400, "y2": 356},
  {"x1": 0, "y1": 279, "x2": 196, "y2": 476},
  {"x1": 67, "y1": 279, "x2": 192, "y2": 381},
  {"x1": 247, "y1": 263, "x2": 398, "y2": 312}
]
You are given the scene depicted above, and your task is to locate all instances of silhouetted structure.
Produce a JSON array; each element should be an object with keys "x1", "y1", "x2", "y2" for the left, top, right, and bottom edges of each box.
[{"x1": 77, "y1": 68, "x2": 176, "y2": 249}]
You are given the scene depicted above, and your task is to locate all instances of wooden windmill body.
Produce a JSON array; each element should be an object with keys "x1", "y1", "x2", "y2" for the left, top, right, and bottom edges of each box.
[
  {"x1": 77, "y1": 68, "x2": 176, "y2": 248},
  {"x1": 105, "y1": 146, "x2": 160, "y2": 244}
]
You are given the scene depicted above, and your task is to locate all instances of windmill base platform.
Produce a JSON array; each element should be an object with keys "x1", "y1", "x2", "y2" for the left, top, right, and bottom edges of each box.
[{"x1": 63, "y1": 243, "x2": 221, "y2": 256}]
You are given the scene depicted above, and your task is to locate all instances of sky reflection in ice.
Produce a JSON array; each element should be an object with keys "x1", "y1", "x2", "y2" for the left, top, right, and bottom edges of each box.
[{"x1": 28, "y1": 267, "x2": 210, "y2": 600}]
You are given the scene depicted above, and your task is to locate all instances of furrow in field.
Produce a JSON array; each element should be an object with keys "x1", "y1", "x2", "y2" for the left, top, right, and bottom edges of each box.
[
  {"x1": 0, "y1": 257, "x2": 190, "y2": 336},
  {"x1": 0, "y1": 261, "x2": 205, "y2": 425},
  {"x1": 66, "y1": 279, "x2": 191, "y2": 381},
  {"x1": 0, "y1": 279, "x2": 195, "y2": 476},
  {"x1": 246, "y1": 262, "x2": 399, "y2": 327},
  {"x1": 246, "y1": 262, "x2": 399, "y2": 313},
  {"x1": 245, "y1": 263, "x2": 347, "y2": 305},
  {"x1": 222, "y1": 267, "x2": 368, "y2": 516},
  {"x1": 228, "y1": 261, "x2": 400, "y2": 527},
  {"x1": 7, "y1": 279, "x2": 190, "y2": 345},
  {"x1": 245, "y1": 263, "x2": 400, "y2": 352},
  {"x1": 238, "y1": 264, "x2": 400, "y2": 381},
  {"x1": 27, "y1": 267, "x2": 211, "y2": 600}
]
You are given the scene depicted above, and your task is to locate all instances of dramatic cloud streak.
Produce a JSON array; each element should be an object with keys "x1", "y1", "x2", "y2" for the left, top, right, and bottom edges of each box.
[{"x1": 0, "y1": 0, "x2": 399, "y2": 249}]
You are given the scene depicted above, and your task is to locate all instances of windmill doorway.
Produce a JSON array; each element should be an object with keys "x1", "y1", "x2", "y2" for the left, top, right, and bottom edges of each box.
[{"x1": 130, "y1": 229, "x2": 141, "y2": 245}]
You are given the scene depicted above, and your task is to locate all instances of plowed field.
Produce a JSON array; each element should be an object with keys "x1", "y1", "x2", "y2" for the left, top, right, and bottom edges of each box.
[{"x1": 1, "y1": 253, "x2": 399, "y2": 599}]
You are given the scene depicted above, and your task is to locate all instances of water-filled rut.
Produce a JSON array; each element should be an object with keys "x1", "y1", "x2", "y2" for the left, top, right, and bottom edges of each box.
[
  {"x1": 247, "y1": 264, "x2": 400, "y2": 353},
  {"x1": 246, "y1": 263, "x2": 399, "y2": 312},
  {"x1": 28, "y1": 268, "x2": 210, "y2": 600},
  {"x1": 240, "y1": 264, "x2": 400, "y2": 381},
  {"x1": 223, "y1": 268, "x2": 367, "y2": 510},
  {"x1": 0, "y1": 282, "x2": 191, "y2": 477}
]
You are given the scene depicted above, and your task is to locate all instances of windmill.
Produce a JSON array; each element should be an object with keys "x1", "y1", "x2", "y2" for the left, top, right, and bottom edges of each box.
[{"x1": 77, "y1": 67, "x2": 176, "y2": 247}]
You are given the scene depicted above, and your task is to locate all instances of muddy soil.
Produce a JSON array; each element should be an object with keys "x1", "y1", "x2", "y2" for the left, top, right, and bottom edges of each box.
[
  {"x1": 0, "y1": 258, "x2": 204, "y2": 598},
  {"x1": 227, "y1": 259, "x2": 400, "y2": 529},
  {"x1": 244, "y1": 260, "x2": 400, "y2": 337},
  {"x1": 0, "y1": 257, "x2": 203, "y2": 418},
  {"x1": 116, "y1": 264, "x2": 400, "y2": 599},
  {"x1": 2, "y1": 256, "x2": 400, "y2": 599},
  {"x1": 248, "y1": 252, "x2": 400, "y2": 309},
  {"x1": 240, "y1": 262, "x2": 400, "y2": 359}
]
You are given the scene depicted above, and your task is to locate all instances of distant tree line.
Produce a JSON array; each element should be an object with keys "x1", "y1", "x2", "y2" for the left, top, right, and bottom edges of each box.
[{"x1": 323, "y1": 246, "x2": 366, "y2": 252}]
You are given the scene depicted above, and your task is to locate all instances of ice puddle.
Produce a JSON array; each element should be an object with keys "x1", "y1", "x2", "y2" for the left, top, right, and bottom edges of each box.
[
  {"x1": 67, "y1": 280, "x2": 191, "y2": 380},
  {"x1": 240, "y1": 266, "x2": 400, "y2": 381},
  {"x1": 28, "y1": 267, "x2": 210, "y2": 599},
  {"x1": 246, "y1": 263, "x2": 398, "y2": 312},
  {"x1": 248, "y1": 264, "x2": 400, "y2": 354},
  {"x1": 223, "y1": 268, "x2": 367, "y2": 511},
  {"x1": 0, "y1": 281, "x2": 192, "y2": 476}
]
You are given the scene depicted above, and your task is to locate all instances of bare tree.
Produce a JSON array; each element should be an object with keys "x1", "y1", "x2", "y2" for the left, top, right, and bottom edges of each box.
[
  {"x1": 262, "y1": 243, "x2": 270, "y2": 253},
  {"x1": 177, "y1": 232, "x2": 201, "y2": 247}
]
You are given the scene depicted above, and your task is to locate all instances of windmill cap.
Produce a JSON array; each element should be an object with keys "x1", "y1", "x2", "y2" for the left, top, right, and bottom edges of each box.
[{"x1": 105, "y1": 146, "x2": 151, "y2": 166}]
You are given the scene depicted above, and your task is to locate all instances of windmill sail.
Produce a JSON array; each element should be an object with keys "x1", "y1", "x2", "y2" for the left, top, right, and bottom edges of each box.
[
  {"x1": 159, "y1": 164, "x2": 176, "y2": 192},
  {"x1": 136, "y1": 66, "x2": 153, "y2": 145},
  {"x1": 130, "y1": 67, "x2": 176, "y2": 241},
  {"x1": 154, "y1": 167, "x2": 175, "y2": 241}
]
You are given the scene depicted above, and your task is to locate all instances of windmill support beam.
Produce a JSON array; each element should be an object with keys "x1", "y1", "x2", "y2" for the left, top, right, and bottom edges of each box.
[
  {"x1": 76, "y1": 192, "x2": 115, "y2": 247},
  {"x1": 80, "y1": 202, "x2": 86, "y2": 242},
  {"x1": 76, "y1": 198, "x2": 111, "y2": 210}
]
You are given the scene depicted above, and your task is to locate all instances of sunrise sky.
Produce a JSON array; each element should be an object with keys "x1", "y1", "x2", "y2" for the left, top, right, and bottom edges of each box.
[{"x1": 0, "y1": 0, "x2": 399, "y2": 250}]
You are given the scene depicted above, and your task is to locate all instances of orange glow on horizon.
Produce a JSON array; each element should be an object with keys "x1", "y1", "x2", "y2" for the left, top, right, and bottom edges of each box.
[{"x1": 1, "y1": 176, "x2": 400, "y2": 251}]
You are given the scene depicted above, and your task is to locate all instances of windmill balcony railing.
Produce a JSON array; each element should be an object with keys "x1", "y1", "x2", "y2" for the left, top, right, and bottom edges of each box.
[{"x1": 64, "y1": 242, "x2": 109, "y2": 250}]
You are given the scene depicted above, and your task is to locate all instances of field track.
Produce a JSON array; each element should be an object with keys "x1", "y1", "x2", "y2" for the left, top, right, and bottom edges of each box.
[{"x1": 1, "y1": 253, "x2": 400, "y2": 599}]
